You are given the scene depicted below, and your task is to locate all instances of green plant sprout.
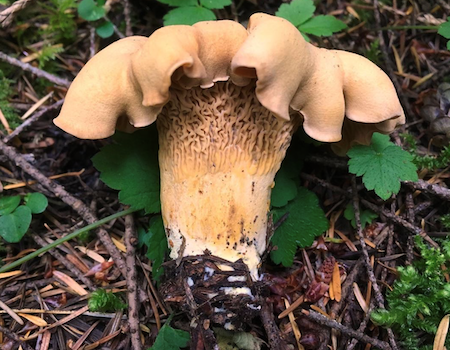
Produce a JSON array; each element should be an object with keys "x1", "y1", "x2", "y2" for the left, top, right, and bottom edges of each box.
[
  {"x1": 348, "y1": 133, "x2": 418, "y2": 200},
  {"x1": 0, "y1": 193, "x2": 48, "y2": 243},
  {"x1": 88, "y1": 289, "x2": 127, "y2": 312},
  {"x1": 157, "y1": 0, "x2": 231, "y2": 26},
  {"x1": 275, "y1": 0, "x2": 347, "y2": 40},
  {"x1": 371, "y1": 236, "x2": 450, "y2": 350},
  {"x1": 78, "y1": 0, "x2": 114, "y2": 38},
  {"x1": 344, "y1": 203, "x2": 378, "y2": 228},
  {"x1": 0, "y1": 69, "x2": 20, "y2": 132}
]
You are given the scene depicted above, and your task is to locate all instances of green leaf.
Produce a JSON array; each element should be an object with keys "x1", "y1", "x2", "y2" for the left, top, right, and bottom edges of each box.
[
  {"x1": 88, "y1": 289, "x2": 127, "y2": 312},
  {"x1": 150, "y1": 318, "x2": 190, "y2": 350},
  {"x1": 344, "y1": 203, "x2": 378, "y2": 228},
  {"x1": 92, "y1": 127, "x2": 161, "y2": 214},
  {"x1": 163, "y1": 6, "x2": 216, "y2": 26},
  {"x1": 298, "y1": 15, "x2": 347, "y2": 36},
  {"x1": 0, "y1": 206, "x2": 32, "y2": 243},
  {"x1": 0, "y1": 196, "x2": 21, "y2": 215},
  {"x1": 347, "y1": 133, "x2": 418, "y2": 200},
  {"x1": 447, "y1": 41, "x2": 450, "y2": 51},
  {"x1": 438, "y1": 19, "x2": 450, "y2": 39},
  {"x1": 144, "y1": 216, "x2": 168, "y2": 281},
  {"x1": 95, "y1": 21, "x2": 114, "y2": 38},
  {"x1": 78, "y1": 0, "x2": 105, "y2": 21},
  {"x1": 199, "y1": 0, "x2": 231, "y2": 9},
  {"x1": 158, "y1": 0, "x2": 198, "y2": 6},
  {"x1": 275, "y1": 0, "x2": 315, "y2": 27},
  {"x1": 271, "y1": 168, "x2": 298, "y2": 208},
  {"x1": 270, "y1": 187, "x2": 328, "y2": 267},
  {"x1": 271, "y1": 136, "x2": 305, "y2": 208},
  {"x1": 24, "y1": 193, "x2": 48, "y2": 214}
]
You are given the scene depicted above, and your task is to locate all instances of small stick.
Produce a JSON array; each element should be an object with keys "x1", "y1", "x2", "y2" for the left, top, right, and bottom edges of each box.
[
  {"x1": 0, "y1": 0, "x2": 33, "y2": 27},
  {"x1": 301, "y1": 309, "x2": 391, "y2": 350},
  {"x1": 351, "y1": 176, "x2": 399, "y2": 350},
  {"x1": 345, "y1": 302, "x2": 375, "y2": 350},
  {"x1": 123, "y1": 0, "x2": 133, "y2": 36},
  {"x1": 124, "y1": 214, "x2": 142, "y2": 350},
  {"x1": 3, "y1": 99, "x2": 64, "y2": 144},
  {"x1": 403, "y1": 180, "x2": 450, "y2": 201},
  {"x1": 0, "y1": 51, "x2": 71, "y2": 87}
]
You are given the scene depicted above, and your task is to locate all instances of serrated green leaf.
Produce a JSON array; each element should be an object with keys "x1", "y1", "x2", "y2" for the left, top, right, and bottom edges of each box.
[
  {"x1": 0, "y1": 206, "x2": 32, "y2": 243},
  {"x1": 95, "y1": 21, "x2": 114, "y2": 38},
  {"x1": 271, "y1": 136, "x2": 305, "y2": 208},
  {"x1": 344, "y1": 203, "x2": 378, "y2": 228},
  {"x1": 438, "y1": 20, "x2": 450, "y2": 39},
  {"x1": 150, "y1": 318, "x2": 190, "y2": 350},
  {"x1": 298, "y1": 15, "x2": 347, "y2": 36},
  {"x1": 92, "y1": 127, "x2": 161, "y2": 214},
  {"x1": 158, "y1": 0, "x2": 198, "y2": 6},
  {"x1": 0, "y1": 196, "x2": 21, "y2": 215},
  {"x1": 24, "y1": 193, "x2": 48, "y2": 214},
  {"x1": 144, "y1": 216, "x2": 168, "y2": 281},
  {"x1": 348, "y1": 133, "x2": 418, "y2": 200},
  {"x1": 200, "y1": 0, "x2": 231, "y2": 9},
  {"x1": 275, "y1": 0, "x2": 315, "y2": 27},
  {"x1": 271, "y1": 168, "x2": 298, "y2": 208},
  {"x1": 78, "y1": 0, "x2": 105, "y2": 21},
  {"x1": 163, "y1": 6, "x2": 216, "y2": 26},
  {"x1": 270, "y1": 187, "x2": 328, "y2": 267}
]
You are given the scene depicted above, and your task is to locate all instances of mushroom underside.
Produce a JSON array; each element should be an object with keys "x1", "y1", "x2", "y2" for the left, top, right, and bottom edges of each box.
[{"x1": 157, "y1": 81, "x2": 300, "y2": 279}]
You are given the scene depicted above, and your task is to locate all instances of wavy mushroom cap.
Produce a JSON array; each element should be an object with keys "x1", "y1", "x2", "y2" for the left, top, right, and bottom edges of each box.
[{"x1": 54, "y1": 13, "x2": 404, "y2": 153}]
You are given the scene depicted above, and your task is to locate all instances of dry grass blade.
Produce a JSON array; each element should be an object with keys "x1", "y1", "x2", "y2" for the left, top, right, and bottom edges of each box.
[
  {"x1": 0, "y1": 271, "x2": 22, "y2": 279},
  {"x1": 18, "y1": 313, "x2": 48, "y2": 327},
  {"x1": 330, "y1": 262, "x2": 342, "y2": 302},
  {"x1": 433, "y1": 314, "x2": 450, "y2": 350},
  {"x1": 278, "y1": 295, "x2": 304, "y2": 319},
  {"x1": 0, "y1": 299, "x2": 24, "y2": 325},
  {"x1": 3, "y1": 169, "x2": 85, "y2": 190},
  {"x1": 0, "y1": 108, "x2": 12, "y2": 134},
  {"x1": 353, "y1": 282, "x2": 369, "y2": 313},
  {"x1": 52, "y1": 271, "x2": 88, "y2": 296},
  {"x1": 20, "y1": 92, "x2": 53, "y2": 120},
  {"x1": 22, "y1": 305, "x2": 89, "y2": 341},
  {"x1": 283, "y1": 298, "x2": 304, "y2": 350}
]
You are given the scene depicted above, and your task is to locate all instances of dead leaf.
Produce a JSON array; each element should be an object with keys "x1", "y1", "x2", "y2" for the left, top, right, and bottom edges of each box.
[
  {"x1": 434, "y1": 314, "x2": 450, "y2": 350},
  {"x1": 18, "y1": 313, "x2": 48, "y2": 327}
]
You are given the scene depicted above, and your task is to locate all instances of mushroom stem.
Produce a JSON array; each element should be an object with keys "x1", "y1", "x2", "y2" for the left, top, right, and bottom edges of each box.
[{"x1": 157, "y1": 82, "x2": 299, "y2": 279}]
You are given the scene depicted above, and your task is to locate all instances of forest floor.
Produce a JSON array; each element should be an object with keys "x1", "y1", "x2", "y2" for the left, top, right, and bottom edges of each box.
[{"x1": 0, "y1": 0, "x2": 450, "y2": 349}]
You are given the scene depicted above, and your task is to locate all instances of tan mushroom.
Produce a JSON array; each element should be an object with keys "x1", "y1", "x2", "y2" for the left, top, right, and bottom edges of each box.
[{"x1": 54, "y1": 13, "x2": 404, "y2": 279}]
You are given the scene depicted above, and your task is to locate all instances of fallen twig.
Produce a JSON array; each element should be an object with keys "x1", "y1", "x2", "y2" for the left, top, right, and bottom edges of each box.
[
  {"x1": 351, "y1": 176, "x2": 399, "y2": 350},
  {"x1": 0, "y1": 52, "x2": 71, "y2": 87},
  {"x1": 3, "y1": 99, "x2": 64, "y2": 144},
  {"x1": 301, "y1": 309, "x2": 391, "y2": 350},
  {"x1": 403, "y1": 179, "x2": 450, "y2": 201},
  {"x1": 0, "y1": 0, "x2": 33, "y2": 27},
  {"x1": 124, "y1": 214, "x2": 142, "y2": 350}
]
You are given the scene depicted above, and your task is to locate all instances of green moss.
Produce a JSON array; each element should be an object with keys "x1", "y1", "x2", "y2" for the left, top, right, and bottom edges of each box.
[
  {"x1": 0, "y1": 70, "x2": 20, "y2": 132},
  {"x1": 371, "y1": 236, "x2": 450, "y2": 349}
]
